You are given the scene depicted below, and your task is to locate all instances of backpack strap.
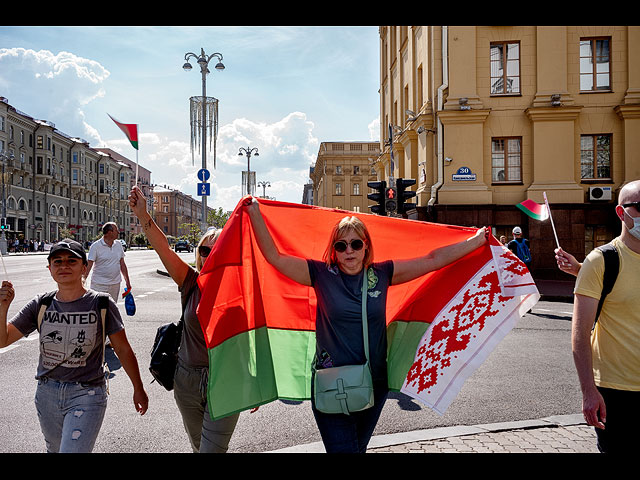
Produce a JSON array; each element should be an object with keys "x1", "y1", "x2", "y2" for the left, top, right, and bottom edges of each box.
[
  {"x1": 36, "y1": 291, "x2": 57, "y2": 332},
  {"x1": 594, "y1": 243, "x2": 619, "y2": 327}
]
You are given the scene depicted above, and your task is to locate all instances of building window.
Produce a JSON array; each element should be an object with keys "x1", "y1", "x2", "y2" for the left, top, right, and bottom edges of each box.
[
  {"x1": 580, "y1": 134, "x2": 611, "y2": 180},
  {"x1": 490, "y1": 42, "x2": 520, "y2": 95},
  {"x1": 353, "y1": 183, "x2": 360, "y2": 195},
  {"x1": 335, "y1": 165, "x2": 342, "y2": 175},
  {"x1": 335, "y1": 183, "x2": 342, "y2": 195},
  {"x1": 353, "y1": 165, "x2": 360, "y2": 175},
  {"x1": 492, "y1": 137, "x2": 522, "y2": 183},
  {"x1": 580, "y1": 37, "x2": 611, "y2": 92}
]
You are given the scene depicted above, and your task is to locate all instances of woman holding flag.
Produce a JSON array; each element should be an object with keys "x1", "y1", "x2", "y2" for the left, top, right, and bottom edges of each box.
[
  {"x1": 128, "y1": 186, "x2": 243, "y2": 453},
  {"x1": 245, "y1": 197, "x2": 488, "y2": 453}
]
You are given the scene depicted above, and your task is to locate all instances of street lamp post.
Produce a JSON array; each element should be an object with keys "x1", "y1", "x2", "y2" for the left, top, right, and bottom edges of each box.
[
  {"x1": 183, "y1": 48, "x2": 225, "y2": 232},
  {"x1": 0, "y1": 149, "x2": 15, "y2": 256},
  {"x1": 257, "y1": 180, "x2": 271, "y2": 198},
  {"x1": 238, "y1": 147, "x2": 259, "y2": 197}
]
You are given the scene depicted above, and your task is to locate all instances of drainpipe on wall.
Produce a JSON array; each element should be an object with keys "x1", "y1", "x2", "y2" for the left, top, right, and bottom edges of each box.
[{"x1": 429, "y1": 26, "x2": 448, "y2": 207}]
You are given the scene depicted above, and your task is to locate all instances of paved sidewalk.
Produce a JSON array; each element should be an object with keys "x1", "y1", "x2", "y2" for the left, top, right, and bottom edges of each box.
[{"x1": 270, "y1": 414, "x2": 598, "y2": 453}]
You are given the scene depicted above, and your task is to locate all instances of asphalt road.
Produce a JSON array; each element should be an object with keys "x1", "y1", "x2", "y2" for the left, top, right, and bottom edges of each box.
[{"x1": 0, "y1": 250, "x2": 581, "y2": 453}]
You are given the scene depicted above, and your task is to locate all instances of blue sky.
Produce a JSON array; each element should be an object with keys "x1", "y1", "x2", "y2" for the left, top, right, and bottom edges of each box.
[{"x1": 0, "y1": 25, "x2": 381, "y2": 211}]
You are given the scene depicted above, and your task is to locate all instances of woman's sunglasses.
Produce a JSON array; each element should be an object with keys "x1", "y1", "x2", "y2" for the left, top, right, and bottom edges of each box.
[
  {"x1": 198, "y1": 245, "x2": 212, "y2": 257},
  {"x1": 333, "y1": 239, "x2": 364, "y2": 253}
]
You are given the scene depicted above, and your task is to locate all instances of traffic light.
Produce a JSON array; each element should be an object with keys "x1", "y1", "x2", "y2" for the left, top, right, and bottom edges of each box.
[
  {"x1": 0, "y1": 218, "x2": 6, "y2": 230},
  {"x1": 385, "y1": 186, "x2": 398, "y2": 214},
  {"x1": 396, "y1": 178, "x2": 417, "y2": 215},
  {"x1": 367, "y1": 180, "x2": 386, "y2": 216}
]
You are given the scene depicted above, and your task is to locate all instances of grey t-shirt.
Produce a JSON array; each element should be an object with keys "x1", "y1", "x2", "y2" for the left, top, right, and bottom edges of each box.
[
  {"x1": 10, "y1": 290, "x2": 124, "y2": 384},
  {"x1": 307, "y1": 260, "x2": 394, "y2": 384},
  {"x1": 178, "y1": 267, "x2": 208, "y2": 368}
]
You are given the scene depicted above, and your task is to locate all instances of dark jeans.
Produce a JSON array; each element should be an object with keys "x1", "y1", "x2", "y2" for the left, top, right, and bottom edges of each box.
[
  {"x1": 311, "y1": 379, "x2": 388, "y2": 453},
  {"x1": 595, "y1": 386, "x2": 640, "y2": 453}
]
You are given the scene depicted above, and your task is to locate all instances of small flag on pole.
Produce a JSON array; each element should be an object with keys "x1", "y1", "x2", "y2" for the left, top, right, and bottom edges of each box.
[
  {"x1": 108, "y1": 113, "x2": 140, "y2": 186},
  {"x1": 108, "y1": 114, "x2": 138, "y2": 150},
  {"x1": 516, "y1": 199, "x2": 549, "y2": 221}
]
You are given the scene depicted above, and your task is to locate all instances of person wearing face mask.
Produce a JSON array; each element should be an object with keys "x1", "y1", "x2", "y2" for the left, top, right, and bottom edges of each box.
[
  {"x1": 571, "y1": 180, "x2": 640, "y2": 453},
  {"x1": 128, "y1": 186, "x2": 248, "y2": 453},
  {"x1": 245, "y1": 197, "x2": 488, "y2": 453}
]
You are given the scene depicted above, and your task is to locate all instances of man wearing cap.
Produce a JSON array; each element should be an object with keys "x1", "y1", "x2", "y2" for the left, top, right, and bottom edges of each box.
[
  {"x1": 572, "y1": 180, "x2": 640, "y2": 453},
  {"x1": 508, "y1": 226, "x2": 532, "y2": 270},
  {"x1": 87, "y1": 222, "x2": 131, "y2": 302}
]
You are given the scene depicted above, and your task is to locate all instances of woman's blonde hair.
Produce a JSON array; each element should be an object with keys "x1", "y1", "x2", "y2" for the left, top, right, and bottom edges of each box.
[
  {"x1": 323, "y1": 216, "x2": 373, "y2": 268},
  {"x1": 195, "y1": 227, "x2": 222, "y2": 272}
]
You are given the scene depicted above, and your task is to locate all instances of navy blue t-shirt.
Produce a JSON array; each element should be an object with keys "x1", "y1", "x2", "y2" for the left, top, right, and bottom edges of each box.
[{"x1": 307, "y1": 259, "x2": 394, "y2": 383}]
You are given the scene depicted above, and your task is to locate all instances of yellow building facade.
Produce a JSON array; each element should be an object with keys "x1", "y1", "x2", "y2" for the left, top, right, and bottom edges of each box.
[
  {"x1": 310, "y1": 141, "x2": 380, "y2": 212},
  {"x1": 378, "y1": 26, "x2": 640, "y2": 279}
]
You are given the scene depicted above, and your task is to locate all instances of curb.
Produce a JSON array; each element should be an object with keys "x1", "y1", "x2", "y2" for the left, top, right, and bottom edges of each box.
[{"x1": 267, "y1": 414, "x2": 586, "y2": 453}]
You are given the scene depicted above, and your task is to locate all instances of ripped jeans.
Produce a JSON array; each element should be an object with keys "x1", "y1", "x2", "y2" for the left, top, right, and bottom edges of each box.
[{"x1": 35, "y1": 378, "x2": 108, "y2": 453}]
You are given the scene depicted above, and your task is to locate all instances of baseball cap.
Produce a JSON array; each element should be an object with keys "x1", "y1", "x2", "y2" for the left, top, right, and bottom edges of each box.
[
  {"x1": 48, "y1": 238, "x2": 87, "y2": 263},
  {"x1": 512, "y1": 226, "x2": 522, "y2": 235}
]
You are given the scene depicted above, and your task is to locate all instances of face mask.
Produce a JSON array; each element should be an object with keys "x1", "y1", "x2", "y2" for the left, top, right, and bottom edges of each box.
[{"x1": 623, "y1": 208, "x2": 640, "y2": 240}]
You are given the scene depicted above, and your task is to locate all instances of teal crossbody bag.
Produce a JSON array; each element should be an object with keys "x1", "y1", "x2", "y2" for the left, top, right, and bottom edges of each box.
[{"x1": 313, "y1": 269, "x2": 374, "y2": 415}]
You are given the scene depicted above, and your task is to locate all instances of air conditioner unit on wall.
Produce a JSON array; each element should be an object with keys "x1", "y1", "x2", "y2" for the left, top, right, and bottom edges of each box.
[{"x1": 589, "y1": 186, "x2": 612, "y2": 201}]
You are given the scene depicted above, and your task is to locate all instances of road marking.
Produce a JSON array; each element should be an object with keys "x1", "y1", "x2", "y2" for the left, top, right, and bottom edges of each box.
[{"x1": 0, "y1": 345, "x2": 19, "y2": 354}]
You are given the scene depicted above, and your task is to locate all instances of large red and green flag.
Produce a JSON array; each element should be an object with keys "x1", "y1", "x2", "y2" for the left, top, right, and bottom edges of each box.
[
  {"x1": 108, "y1": 114, "x2": 138, "y2": 150},
  {"x1": 516, "y1": 199, "x2": 549, "y2": 221},
  {"x1": 197, "y1": 198, "x2": 539, "y2": 420}
]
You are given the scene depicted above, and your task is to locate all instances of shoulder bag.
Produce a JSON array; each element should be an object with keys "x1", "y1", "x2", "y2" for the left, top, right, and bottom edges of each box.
[{"x1": 313, "y1": 268, "x2": 374, "y2": 415}]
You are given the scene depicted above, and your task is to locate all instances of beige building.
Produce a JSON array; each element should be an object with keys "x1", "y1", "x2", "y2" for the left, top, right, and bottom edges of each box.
[
  {"x1": 95, "y1": 147, "x2": 152, "y2": 241},
  {"x1": 152, "y1": 185, "x2": 211, "y2": 239},
  {"x1": 0, "y1": 97, "x2": 134, "y2": 245},
  {"x1": 310, "y1": 141, "x2": 381, "y2": 212},
  {"x1": 378, "y1": 26, "x2": 640, "y2": 279}
]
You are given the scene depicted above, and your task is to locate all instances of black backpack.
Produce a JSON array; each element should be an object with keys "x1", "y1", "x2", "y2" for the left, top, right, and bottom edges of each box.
[
  {"x1": 149, "y1": 282, "x2": 197, "y2": 391},
  {"x1": 593, "y1": 243, "x2": 619, "y2": 328}
]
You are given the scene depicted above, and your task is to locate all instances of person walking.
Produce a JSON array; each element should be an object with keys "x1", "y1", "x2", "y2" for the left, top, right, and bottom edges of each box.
[
  {"x1": 508, "y1": 226, "x2": 532, "y2": 270},
  {"x1": 245, "y1": 197, "x2": 488, "y2": 453},
  {"x1": 571, "y1": 180, "x2": 640, "y2": 453},
  {"x1": 0, "y1": 238, "x2": 148, "y2": 453},
  {"x1": 128, "y1": 186, "x2": 245, "y2": 453},
  {"x1": 87, "y1": 222, "x2": 131, "y2": 302}
]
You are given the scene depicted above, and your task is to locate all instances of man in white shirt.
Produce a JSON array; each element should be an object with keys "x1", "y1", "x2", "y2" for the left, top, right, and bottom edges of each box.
[{"x1": 87, "y1": 222, "x2": 131, "y2": 302}]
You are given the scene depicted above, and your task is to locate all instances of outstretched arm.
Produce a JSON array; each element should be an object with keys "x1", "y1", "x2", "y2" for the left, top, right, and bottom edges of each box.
[
  {"x1": 392, "y1": 227, "x2": 489, "y2": 285},
  {"x1": 245, "y1": 198, "x2": 311, "y2": 286},
  {"x1": 128, "y1": 186, "x2": 190, "y2": 288}
]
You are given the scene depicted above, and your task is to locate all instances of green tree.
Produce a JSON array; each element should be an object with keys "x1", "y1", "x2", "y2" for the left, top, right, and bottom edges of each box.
[
  {"x1": 179, "y1": 222, "x2": 202, "y2": 246},
  {"x1": 207, "y1": 207, "x2": 231, "y2": 230}
]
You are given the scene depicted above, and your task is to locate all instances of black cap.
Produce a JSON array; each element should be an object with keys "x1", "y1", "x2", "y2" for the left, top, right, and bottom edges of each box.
[{"x1": 48, "y1": 238, "x2": 87, "y2": 263}]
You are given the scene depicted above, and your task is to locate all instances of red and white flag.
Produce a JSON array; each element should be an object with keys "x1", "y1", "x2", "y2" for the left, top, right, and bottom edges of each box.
[{"x1": 196, "y1": 198, "x2": 539, "y2": 420}]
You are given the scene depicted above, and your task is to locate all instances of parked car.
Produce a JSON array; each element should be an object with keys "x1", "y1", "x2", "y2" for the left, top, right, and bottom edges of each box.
[
  {"x1": 174, "y1": 240, "x2": 192, "y2": 252},
  {"x1": 118, "y1": 239, "x2": 128, "y2": 251}
]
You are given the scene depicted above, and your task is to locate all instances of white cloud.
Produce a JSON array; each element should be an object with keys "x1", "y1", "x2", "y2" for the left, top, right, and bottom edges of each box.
[{"x1": 0, "y1": 47, "x2": 110, "y2": 144}]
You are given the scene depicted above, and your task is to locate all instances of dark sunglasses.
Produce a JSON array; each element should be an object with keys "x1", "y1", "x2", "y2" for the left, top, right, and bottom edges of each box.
[
  {"x1": 198, "y1": 245, "x2": 212, "y2": 257},
  {"x1": 333, "y1": 239, "x2": 364, "y2": 253},
  {"x1": 622, "y1": 202, "x2": 640, "y2": 212}
]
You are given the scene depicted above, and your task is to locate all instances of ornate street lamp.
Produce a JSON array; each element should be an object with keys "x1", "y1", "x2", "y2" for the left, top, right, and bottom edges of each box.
[
  {"x1": 238, "y1": 147, "x2": 259, "y2": 197},
  {"x1": 257, "y1": 180, "x2": 271, "y2": 198},
  {"x1": 183, "y1": 48, "x2": 225, "y2": 231}
]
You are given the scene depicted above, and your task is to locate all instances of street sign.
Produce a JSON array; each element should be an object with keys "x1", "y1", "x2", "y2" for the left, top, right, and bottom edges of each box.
[
  {"x1": 198, "y1": 183, "x2": 210, "y2": 196},
  {"x1": 197, "y1": 168, "x2": 210, "y2": 182}
]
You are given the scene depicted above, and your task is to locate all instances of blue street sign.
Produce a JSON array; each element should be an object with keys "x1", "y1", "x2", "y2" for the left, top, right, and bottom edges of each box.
[
  {"x1": 198, "y1": 183, "x2": 210, "y2": 196},
  {"x1": 197, "y1": 168, "x2": 210, "y2": 182}
]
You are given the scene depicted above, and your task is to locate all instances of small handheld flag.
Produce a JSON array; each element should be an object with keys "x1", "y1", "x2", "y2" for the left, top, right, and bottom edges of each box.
[
  {"x1": 108, "y1": 114, "x2": 138, "y2": 150},
  {"x1": 516, "y1": 199, "x2": 549, "y2": 221},
  {"x1": 108, "y1": 114, "x2": 140, "y2": 186}
]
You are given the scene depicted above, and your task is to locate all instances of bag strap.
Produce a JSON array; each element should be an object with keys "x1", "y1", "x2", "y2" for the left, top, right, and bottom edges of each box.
[
  {"x1": 361, "y1": 268, "x2": 369, "y2": 362},
  {"x1": 36, "y1": 291, "x2": 57, "y2": 332},
  {"x1": 594, "y1": 243, "x2": 619, "y2": 328}
]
